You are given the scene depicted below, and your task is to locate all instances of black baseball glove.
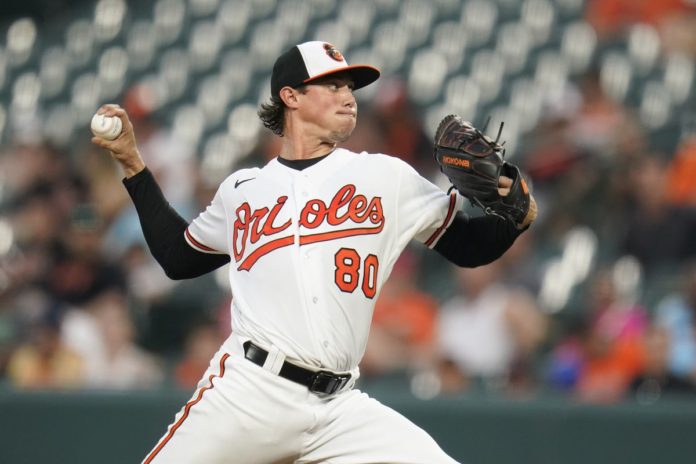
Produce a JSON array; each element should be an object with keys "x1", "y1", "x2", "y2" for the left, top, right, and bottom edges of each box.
[{"x1": 433, "y1": 114, "x2": 531, "y2": 225}]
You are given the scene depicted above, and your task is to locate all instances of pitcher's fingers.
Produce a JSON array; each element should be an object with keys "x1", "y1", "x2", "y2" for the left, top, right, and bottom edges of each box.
[
  {"x1": 498, "y1": 175, "x2": 513, "y2": 188},
  {"x1": 91, "y1": 136, "x2": 115, "y2": 149},
  {"x1": 97, "y1": 103, "x2": 122, "y2": 115},
  {"x1": 106, "y1": 107, "x2": 133, "y2": 132}
]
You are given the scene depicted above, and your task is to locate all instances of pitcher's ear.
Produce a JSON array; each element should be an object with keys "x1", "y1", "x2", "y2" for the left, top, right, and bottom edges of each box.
[{"x1": 279, "y1": 87, "x2": 300, "y2": 109}]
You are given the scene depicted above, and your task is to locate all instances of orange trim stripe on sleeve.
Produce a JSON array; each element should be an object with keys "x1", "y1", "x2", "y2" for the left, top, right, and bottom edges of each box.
[
  {"x1": 143, "y1": 353, "x2": 230, "y2": 464},
  {"x1": 185, "y1": 228, "x2": 218, "y2": 253},
  {"x1": 424, "y1": 193, "x2": 457, "y2": 247}
]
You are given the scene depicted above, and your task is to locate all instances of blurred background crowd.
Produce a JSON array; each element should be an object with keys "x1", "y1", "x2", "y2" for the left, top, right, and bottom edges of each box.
[{"x1": 1, "y1": 0, "x2": 696, "y2": 407}]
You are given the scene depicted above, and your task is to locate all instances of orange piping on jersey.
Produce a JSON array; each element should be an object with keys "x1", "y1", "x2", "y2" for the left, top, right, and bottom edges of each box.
[
  {"x1": 185, "y1": 228, "x2": 218, "y2": 253},
  {"x1": 299, "y1": 223, "x2": 384, "y2": 245},
  {"x1": 424, "y1": 193, "x2": 457, "y2": 247},
  {"x1": 237, "y1": 235, "x2": 296, "y2": 271},
  {"x1": 143, "y1": 353, "x2": 230, "y2": 464},
  {"x1": 237, "y1": 223, "x2": 385, "y2": 271}
]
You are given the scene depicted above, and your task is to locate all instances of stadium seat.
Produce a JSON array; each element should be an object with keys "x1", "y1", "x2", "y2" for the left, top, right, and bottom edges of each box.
[
  {"x1": 508, "y1": 77, "x2": 543, "y2": 133},
  {"x1": 313, "y1": 20, "x2": 352, "y2": 50},
  {"x1": 6, "y1": 18, "x2": 37, "y2": 68},
  {"x1": 220, "y1": 48, "x2": 253, "y2": 102},
  {"x1": 70, "y1": 72, "x2": 102, "y2": 125},
  {"x1": 188, "y1": 20, "x2": 224, "y2": 72},
  {"x1": 42, "y1": 103, "x2": 77, "y2": 146},
  {"x1": 407, "y1": 49, "x2": 448, "y2": 105},
  {"x1": 39, "y1": 47, "x2": 69, "y2": 100},
  {"x1": 172, "y1": 104, "x2": 206, "y2": 148},
  {"x1": 534, "y1": 50, "x2": 570, "y2": 97},
  {"x1": 249, "y1": 20, "x2": 288, "y2": 71},
  {"x1": 397, "y1": 0, "x2": 435, "y2": 48},
  {"x1": 663, "y1": 53, "x2": 694, "y2": 105},
  {"x1": 431, "y1": 21, "x2": 468, "y2": 73},
  {"x1": 469, "y1": 49, "x2": 505, "y2": 103},
  {"x1": 249, "y1": 0, "x2": 277, "y2": 20},
  {"x1": 600, "y1": 51, "x2": 633, "y2": 103},
  {"x1": 627, "y1": 23, "x2": 661, "y2": 76},
  {"x1": 216, "y1": 0, "x2": 251, "y2": 45},
  {"x1": 338, "y1": 0, "x2": 375, "y2": 48},
  {"x1": 639, "y1": 80, "x2": 671, "y2": 129},
  {"x1": 97, "y1": 46, "x2": 129, "y2": 101},
  {"x1": 158, "y1": 48, "x2": 191, "y2": 103},
  {"x1": 93, "y1": 0, "x2": 128, "y2": 44},
  {"x1": 153, "y1": 0, "x2": 187, "y2": 47},
  {"x1": 274, "y1": 0, "x2": 312, "y2": 46},
  {"x1": 461, "y1": 0, "x2": 498, "y2": 48},
  {"x1": 520, "y1": 0, "x2": 555, "y2": 46},
  {"x1": 196, "y1": 74, "x2": 233, "y2": 127},
  {"x1": 560, "y1": 20, "x2": 597, "y2": 75},
  {"x1": 126, "y1": 20, "x2": 158, "y2": 72},
  {"x1": 444, "y1": 75, "x2": 481, "y2": 120},
  {"x1": 495, "y1": 21, "x2": 532, "y2": 76},
  {"x1": 201, "y1": 132, "x2": 241, "y2": 185},
  {"x1": 371, "y1": 20, "x2": 409, "y2": 74},
  {"x1": 227, "y1": 103, "x2": 262, "y2": 155},
  {"x1": 65, "y1": 19, "x2": 96, "y2": 70},
  {"x1": 189, "y1": 0, "x2": 221, "y2": 18},
  {"x1": 11, "y1": 71, "x2": 41, "y2": 113}
]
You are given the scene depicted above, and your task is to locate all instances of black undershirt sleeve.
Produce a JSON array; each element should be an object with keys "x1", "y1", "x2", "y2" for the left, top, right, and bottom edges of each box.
[
  {"x1": 123, "y1": 168, "x2": 230, "y2": 280},
  {"x1": 433, "y1": 212, "x2": 524, "y2": 267}
]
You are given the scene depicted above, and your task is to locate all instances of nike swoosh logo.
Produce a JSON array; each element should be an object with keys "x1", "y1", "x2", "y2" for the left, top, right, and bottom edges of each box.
[{"x1": 234, "y1": 177, "x2": 255, "y2": 188}]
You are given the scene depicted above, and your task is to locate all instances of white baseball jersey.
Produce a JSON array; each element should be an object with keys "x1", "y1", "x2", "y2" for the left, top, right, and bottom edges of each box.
[{"x1": 185, "y1": 148, "x2": 462, "y2": 373}]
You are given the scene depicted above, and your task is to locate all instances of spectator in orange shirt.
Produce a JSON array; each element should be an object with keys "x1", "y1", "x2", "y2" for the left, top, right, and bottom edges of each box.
[{"x1": 665, "y1": 135, "x2": 696, "y2": 205}]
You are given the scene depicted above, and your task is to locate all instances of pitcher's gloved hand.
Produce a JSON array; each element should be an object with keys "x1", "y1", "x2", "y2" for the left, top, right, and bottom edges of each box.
[{"x1": 433, "y1": 114, "x2": 533, "y2": 228}]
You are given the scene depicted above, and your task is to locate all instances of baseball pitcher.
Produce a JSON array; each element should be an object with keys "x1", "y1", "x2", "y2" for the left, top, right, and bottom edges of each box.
[{"x1": 92, "y1": 41, "x2": 536, "y2": 464}]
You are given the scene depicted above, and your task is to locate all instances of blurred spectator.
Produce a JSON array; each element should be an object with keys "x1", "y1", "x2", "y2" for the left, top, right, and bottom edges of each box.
[
  {"x1": 654, "y1": 262, "x2": 696, "y2": 383},
  {"x1": 628, "y1": 326, "x2": 696, "y2": 403},
  {"x1": 435, "y1": 262, "x2": 547, "y2": 395},
  {"x1": 91, "y1": 292, "x2": 163, "y2": 389},
  {"x1": 619, "y1": 154, "x2": 696, "y2": 273},
  {"x1": 174, "y1": 322, "x2": 224, "y2": 390},
  {"x1": 547, "y1": 269, "x2": 648, "y2": 403},
  {"x1": 64, "y1": 290, "x2": 163, "y2": 390},
  {"x1": 360, "y1": 250, "x2": 437, "y2": 377},
  {"x1": 6, "y1": 310, "x2": 84, "y2": 389},
  {"x1": 42, "y1": 203, "x2": 126, "y2": 307}
]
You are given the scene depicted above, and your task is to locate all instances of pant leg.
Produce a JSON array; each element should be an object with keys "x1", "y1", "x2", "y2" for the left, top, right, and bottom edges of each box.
[
  {"x1": 142, "y1": 348, "x2": 312, "y2": 464},
  {"x1": 299, "y1": 389, "x2": 460, "y2": 464}
]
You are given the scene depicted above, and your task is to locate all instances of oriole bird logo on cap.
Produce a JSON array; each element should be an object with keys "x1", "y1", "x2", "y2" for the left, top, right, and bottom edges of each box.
[{"x1": 323, "y1": 43, "x2": 344, "y2": 62}]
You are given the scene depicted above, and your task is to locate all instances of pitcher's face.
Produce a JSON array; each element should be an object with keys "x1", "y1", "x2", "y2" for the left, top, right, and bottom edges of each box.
[{"x1": 297, "y1": 75, "x2": 357, "y2": 143}]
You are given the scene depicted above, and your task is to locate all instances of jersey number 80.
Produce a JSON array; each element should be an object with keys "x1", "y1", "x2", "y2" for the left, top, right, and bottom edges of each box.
[{"x1": 334, "y1": 248, "x2": 378, "y2": 299}]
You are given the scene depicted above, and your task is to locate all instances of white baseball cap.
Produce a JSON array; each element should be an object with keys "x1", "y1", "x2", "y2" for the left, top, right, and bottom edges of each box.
[{"x1": 271, "y1": 41, "x2": 381, "y2": 97}]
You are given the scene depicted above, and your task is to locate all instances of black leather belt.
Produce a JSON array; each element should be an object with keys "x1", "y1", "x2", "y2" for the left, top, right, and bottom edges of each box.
[{"x1": 243, "y1": 341, "x2": 351, "y2": 395}]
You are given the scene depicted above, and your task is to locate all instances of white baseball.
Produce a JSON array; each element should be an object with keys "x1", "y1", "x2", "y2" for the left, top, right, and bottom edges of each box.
[{"x1": 91, "y1": 113, "x2": 123, "y2": 140}]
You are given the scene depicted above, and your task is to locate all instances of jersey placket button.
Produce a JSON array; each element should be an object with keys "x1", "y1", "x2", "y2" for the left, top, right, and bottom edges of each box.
[{"x1": 312, "y1": 297, "x2": 318, "y2": 304}]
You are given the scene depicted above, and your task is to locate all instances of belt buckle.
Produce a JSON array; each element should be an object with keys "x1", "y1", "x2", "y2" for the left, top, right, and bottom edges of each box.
[{"x1": 309, "y1": 371, "x2": 349, "y2": 395}]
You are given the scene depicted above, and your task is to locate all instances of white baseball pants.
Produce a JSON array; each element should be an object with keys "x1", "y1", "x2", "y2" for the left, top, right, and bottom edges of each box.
[{"x1": 142, "y1": 335, "x2": 459, "y2": 464}]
